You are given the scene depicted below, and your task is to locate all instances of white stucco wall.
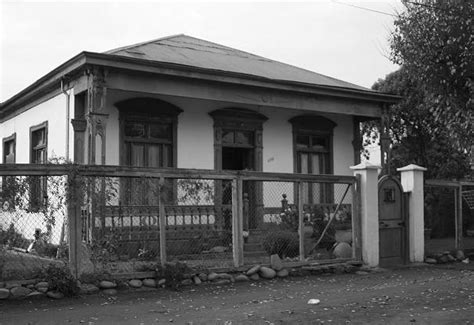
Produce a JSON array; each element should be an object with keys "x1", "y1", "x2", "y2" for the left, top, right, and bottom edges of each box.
[{"x1": 0, "y1": 92, "x2": 74, "y2": 163}]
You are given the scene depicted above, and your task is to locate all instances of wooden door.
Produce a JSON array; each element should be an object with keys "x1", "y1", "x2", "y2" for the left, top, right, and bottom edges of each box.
[{"x1": 378, "y1": 175, "x2": 407, "y2": 267}]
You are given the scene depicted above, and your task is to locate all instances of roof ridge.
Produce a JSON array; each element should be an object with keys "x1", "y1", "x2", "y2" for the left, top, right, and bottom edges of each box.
[{"x1": 104, "y1": 34, "x2": 185, "y2": 54}]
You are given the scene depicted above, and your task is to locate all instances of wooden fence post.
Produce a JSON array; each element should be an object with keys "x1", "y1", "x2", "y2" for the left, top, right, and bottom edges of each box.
[
  {"x1": 456, "y1": 185, "x2": 463, "y2": 249},
  {"x1": 297, "y1": 182, "x2": 305, "y2": 261},
  {"x1": 159, "y1": 177, "x2": 167, "y2": 267},
  {"x1": 67, "y1": 172, "x2": 82, "y2": 278},
  {"x1": 232, "y1": 177, "x2": 244, "y2": 267},
  {"x1": 352, "y1": 175, "x2": 362, "y2": 261}
]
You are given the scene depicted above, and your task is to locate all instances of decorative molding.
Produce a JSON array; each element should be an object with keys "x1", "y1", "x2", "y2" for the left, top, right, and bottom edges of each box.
[
  {"x1": 71, "y1": 119, "x2": 87, "y2": 132},
  {"x1": 87, "y1": 67, "x2": 107, "y2": 113}
]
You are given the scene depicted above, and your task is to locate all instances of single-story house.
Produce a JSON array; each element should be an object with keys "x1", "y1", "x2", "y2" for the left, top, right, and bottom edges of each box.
[{"x1": 0, "y1": 35, "x2": 399, "y2": 258}]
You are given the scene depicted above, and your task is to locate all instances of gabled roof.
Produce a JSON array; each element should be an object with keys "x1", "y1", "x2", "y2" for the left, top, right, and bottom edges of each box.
[{"x1": 105, "y1": 34, "x2": 369, "y2": 92}]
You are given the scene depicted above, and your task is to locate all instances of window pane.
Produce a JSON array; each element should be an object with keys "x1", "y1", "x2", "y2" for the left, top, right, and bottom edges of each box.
[
  {"x1": 235, "y1": 131, "x2": 253, "y2": 145},
  {"x1": 125, "y1": 122, "x2": 146, "y2": 138},
  {"x1": 311, "y1": 153, "x2": 321, "y2": 174},
  {"x1": 163, "y1": 145, "x2": 173, "y2": 167},
  {"x1": 299, "y1": 153, "x2": 308, "y2": 174},
  {"x1": 296, "y1": 135, "x2": 310, "y2": 148},
  {"x1": 150, "y1": 123, "x2": 172, "y2": 140},
  {"x1": 130, "y1": 144, "x2": 145, "y2": 167},
  {"x1": 148, "y1": 145, "x2": 161, "y2": 168},
  {"x1": 311, "y1": 136, "x2": 327, "y2": 150},
  {"x1": 222, "y1": 130, "x2": 234, "y2": 144},
  {"x1": 32, "y1": 129, "x2": 46, "y2": 147}
]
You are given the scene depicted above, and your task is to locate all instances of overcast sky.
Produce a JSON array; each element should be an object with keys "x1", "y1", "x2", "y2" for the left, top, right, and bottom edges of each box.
[{"x1": 0, "y1": 0, "x2": 403, "y2": 102}]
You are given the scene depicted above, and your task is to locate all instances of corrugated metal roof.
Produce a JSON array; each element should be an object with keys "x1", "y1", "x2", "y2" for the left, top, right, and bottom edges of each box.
[{"x1": 105, "y1": 34, "x2": 369, "y2": 91}]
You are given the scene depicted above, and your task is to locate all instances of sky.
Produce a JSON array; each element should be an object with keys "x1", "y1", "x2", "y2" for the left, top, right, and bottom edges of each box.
[{"x1": 0, "y1": 0, "x2": 404, "y2": 102}]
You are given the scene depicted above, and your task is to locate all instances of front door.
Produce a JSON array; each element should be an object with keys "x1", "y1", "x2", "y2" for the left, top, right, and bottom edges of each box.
[{"x1": 378, "y1": 175, "x2": 407, "y2": 267}]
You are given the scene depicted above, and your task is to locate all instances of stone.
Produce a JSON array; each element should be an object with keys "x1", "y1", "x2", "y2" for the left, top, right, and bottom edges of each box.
[
  {"x1": 143, "y1": 279, "x2": 156, "y2": 288},
  {"x1": 35, "y1": 281, "x2": 49, "y2": 290},
  {"x1": 198, "y1": 273, "x2": 208, "y2": 282},
  {"x1": 5, "y1": 283, "x2": 20, "y2": 290},
  {"x1": 99, "y1": 280, "x2": 117, "y2": 289},
  {"x1": 333, "y1": 242, "x2": 352, "y2": 259},
  {"x1": 181, "y1": 279, "x2": 193, "y2": 286},
  {"x1": 462, "y1": 258, "x2": 469, "y2": 264},
  {"x1": 234, "y1": 274, "x2": 249, "y2": 282},
  {"x1": 438, "y1": 255, "x2": 449, "y2": 263},
  {"x1": 26, "y1": 284, "x2": 35, "y2": 290},
  {"x1": 259, "y1": 267, "x2": 276, "y2": 279},
  {"x1": 158, "y1": 279, "x2": 166, "y2": 286},
  {"x1": 446, "y1": 254, "x2": 456, "y2": 262},
  {"x1": 79, "y1": 284, "x2": 99, "y2": 295},
  {"x1": 455, "y1": 250, "x2": 465, "y2": 260},
  {"x1": 193, "y1": 276, "x2": 202, "y2": 285},
  {"x1": 270, "y1": 254, "x2": 284, "y2": 271},
  {"x1": 129, "y1": 279, "x2": 143, "y2": 288},
  {"x1": 102, "y1": 288, "x2": 118, "y2": 295},
  {"x1": 276, "y1": 269, "x2": 289, "y2": 278},
  {"x1": 246, "y1": 265, "x2": 261, "y2": 276},
  {"x1": 425, "y1": 257, "x2": 437, "y2": 264},
  {"x1": 0, "y1": 288, "x2": 10, "y2": 299},
  {"x1": 207, "y1": 272, "x2": 219, "y2": 281},
  {"x1": 37, "y1": 287, "x2": 49, "y2": 293},
  {"x1": 27, "y1": 291, "x2": 44, "y2": 298},
  {"x1": 47, "y1": 291, "x2": 64, "y2": 299},
  {"x1": 217, "y1": 273, "x2": 233, "y2": 280},
  {"x1": 10, "y1": 286, "x2": 32, "y2": 298},
  {"x1": 249, "y1": 273, "x2": 260, "y2": 281},
  {"x1": 215, "y1": 279, "x2": 231, "y2": 285}
]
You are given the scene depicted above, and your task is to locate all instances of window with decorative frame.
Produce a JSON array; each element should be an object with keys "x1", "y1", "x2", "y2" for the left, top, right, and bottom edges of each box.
[
  {"x1": 115, "y1": 98, "x2": 182, "y2": 205},
  {"x1": 2, "y1": 133, "x2": 16, "y2": 164},
  {"x1": 290, "y1": 115, "x2": 336, "y2": 204}
]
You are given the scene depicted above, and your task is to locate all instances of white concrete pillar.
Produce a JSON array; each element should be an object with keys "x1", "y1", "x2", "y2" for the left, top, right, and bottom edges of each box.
[
  {"x1": 397, "y1": 164, "x2": 427, "y2": 263},
  {"x1": 350, "y1": 162, "x2": 381, "y2": 267}
]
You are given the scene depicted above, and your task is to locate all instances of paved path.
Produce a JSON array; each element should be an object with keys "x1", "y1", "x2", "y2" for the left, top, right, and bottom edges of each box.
[{"x1": 1, "y1": 264, "x2": 473, "y2": 324}]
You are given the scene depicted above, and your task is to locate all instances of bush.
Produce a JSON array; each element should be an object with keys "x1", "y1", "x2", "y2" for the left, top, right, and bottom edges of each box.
[
  {"x1": 40, "y1": 264, "x2": 79, "y2": 297},
  {"x1": 262, "y1": 231, "x2": 299, "y2": 258}
]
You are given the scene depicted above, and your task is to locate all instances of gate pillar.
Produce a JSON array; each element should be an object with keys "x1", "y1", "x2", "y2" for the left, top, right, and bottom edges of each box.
[
  {"x1": 350, "y1": 162, "x2": 381, "y2": 267},
  {"x1": 398, "y1": 164, "x2": 427, "y2": 263}
]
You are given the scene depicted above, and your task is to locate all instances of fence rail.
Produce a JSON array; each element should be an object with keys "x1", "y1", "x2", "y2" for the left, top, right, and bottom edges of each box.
[{"x1": 0, "y1": 164, "x2": 360, "y2": 280}]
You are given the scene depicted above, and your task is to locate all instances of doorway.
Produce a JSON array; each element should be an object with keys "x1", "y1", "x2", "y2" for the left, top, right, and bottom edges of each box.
[{"x1": 378, "y1": 175, "x2": 408, "y2": 267}]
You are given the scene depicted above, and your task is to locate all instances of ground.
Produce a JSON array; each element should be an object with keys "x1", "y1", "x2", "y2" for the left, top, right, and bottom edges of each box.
[{"x1": 1, "y1": 264, "x2": 473, "y2": 325}]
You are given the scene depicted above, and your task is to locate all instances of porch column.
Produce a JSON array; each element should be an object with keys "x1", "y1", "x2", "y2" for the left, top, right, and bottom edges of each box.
[
  {"x1": 85, "y1": 67, "x2": 108, "y2": 165},
  {"x1": 397, "y1": 164, "x2": 427, "y2": 263},
  {"x1": 350, "y1": 162, "x2": 381, "y2": 267}
]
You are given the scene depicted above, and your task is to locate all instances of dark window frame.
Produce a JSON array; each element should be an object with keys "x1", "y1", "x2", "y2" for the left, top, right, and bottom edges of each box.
[
  {"x1": 290, "y1": 115, "x2": 336, "y2": 204},
  {"x1": 29, "y1": 121, "x2": 48, "y2": 211},
  {"x1": 2, "y1": 133, "x2": 16, "y2": 164}
]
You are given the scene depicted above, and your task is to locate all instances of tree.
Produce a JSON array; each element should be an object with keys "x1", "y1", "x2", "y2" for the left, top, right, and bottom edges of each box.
[
  {"x1": 363, "y1": 67, "x2": 469, "y2": 179},
  {"x1": 390, "y1": 0, "x2": 473, "y2": 152}
]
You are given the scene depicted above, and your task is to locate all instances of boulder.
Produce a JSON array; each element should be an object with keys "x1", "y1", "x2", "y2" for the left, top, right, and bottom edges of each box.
[
  {"x1": 10, "y1": 286, "x2": 32, "y2": 298},
  {"x1": 270, "y1": 254, "x2": 283, "y2": 271},
  {"x1": 234, "y1": 274, "x2": 249, "y2": 282},
  {"x1": 37, "y1": 287, "x2": 49, "y2": 293},
  {"x1": 217, "y1": 273, "x2": 233, "y2": 280},
  {"x1": 276, "y1": 269, "x2": 289, "y2": 278},
  {"x1": 143, "y1": 279, "x2": 156, "y2": 288},
  {"x1": 246, "y1": 265, "x2": 261, "y2": 276},
  {"x1": 455, "y1": 250, "x2": 465, "y2": 260},
  {"x1": 259, "y1": 266, "x2": 276, "y2": 279},
  {"x1": 425, "y1": 257, "x2": 437, "y2": 264},
  {"x1": 198, "y1": 273, "x2": 208, "y2": 282},
  {"x1": 215, "y1": 279, "x2": 231, "y2": 285},
  {"x1": 333, "y1": 242, "x2": 352, "y2": 259},
  {"x1": 35, "y1": 281, "x2": 49, "y2": 290},
  {"x1": 128, "y1": 279, "x2": 143, "y2": 288},
  {"x1": 158, "y1": 279, "x2": 166, "y2": 286},
  {"x1": 79, "y1": 284, "x2": 99, "y2": 295},
  {"x1": 207, "y1": 272, "x2": 219, "y2": 281},
  {"x1": 249, "y1": 273, "x2": 260, "y2": 281},
  {"x1": 47, "y1": 291, "x2": 64, "y2": 299},
  {"x1": 0, "y1": 288, "x2": 10, "y2": 299},
  {"x1": 27, "y1": 291, "x2": 44, "y2": 298},
  {"x1": 193, "y1": 276, "x2": 202, "y2": 285},
  {"x1": 102, "y1": 288, "x2": 118, "y2": 295},
  {"x1": 181, "y1": 279, "x2": 193, "y2": 286},
  {"x1": 99, "y1": 280, "x2": 117, "y2": 289}
]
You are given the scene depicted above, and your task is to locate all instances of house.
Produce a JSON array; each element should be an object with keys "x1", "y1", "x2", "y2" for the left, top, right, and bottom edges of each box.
[{"x1": 0, "y1": 35, "x2": 400, "y2": 266}]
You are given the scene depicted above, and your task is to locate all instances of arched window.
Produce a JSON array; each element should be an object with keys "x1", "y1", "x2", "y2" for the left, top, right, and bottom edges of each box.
[{"x1": 289, "y1": 115, "x2": 336, "y2": 204}]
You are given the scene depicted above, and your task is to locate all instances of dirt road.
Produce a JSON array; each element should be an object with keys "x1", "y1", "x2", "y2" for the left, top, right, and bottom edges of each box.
[{"x1": 1, "y1": 264, "x2": 473, "y2": 324}]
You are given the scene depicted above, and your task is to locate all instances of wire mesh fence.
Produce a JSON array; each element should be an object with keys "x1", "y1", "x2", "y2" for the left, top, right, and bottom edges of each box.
[
  {"x1": 0, "y1": 175, "x2": 69, "y2": 281},
  {"x1": 1, "y1": 165, "x2": 359, "y2": 281}
]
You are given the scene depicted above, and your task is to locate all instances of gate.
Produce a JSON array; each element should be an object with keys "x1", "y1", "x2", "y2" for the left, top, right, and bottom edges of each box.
[{"x1": 378, "y1": 175, "x2": 407, "y2": 266}]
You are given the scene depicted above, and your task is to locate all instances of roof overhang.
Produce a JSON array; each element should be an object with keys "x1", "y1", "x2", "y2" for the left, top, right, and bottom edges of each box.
[{"x1": 0, "y1": 51, "x2": 401, "y2": 120}]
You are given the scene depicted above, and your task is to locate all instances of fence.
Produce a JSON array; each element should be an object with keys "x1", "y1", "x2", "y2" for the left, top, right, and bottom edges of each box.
[
  {"x1": 0, "y1": 164, "x2": 360, "y2": 280},
  {"x1": 424, "y1": 179, "x2": 474, "y2": 255}
]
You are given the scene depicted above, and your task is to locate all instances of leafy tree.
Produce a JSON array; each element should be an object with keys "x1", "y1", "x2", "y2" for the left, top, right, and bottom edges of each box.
[
  {"x1": 390, "y1": 0, "x2": 473, "y2": 151},
  {"x1": 364, "y1": 67, "x2": 469, "y2": 179}
]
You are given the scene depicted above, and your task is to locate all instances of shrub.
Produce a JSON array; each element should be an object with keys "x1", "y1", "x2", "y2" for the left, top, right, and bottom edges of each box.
[
  {"x1": 262, "y1": 231, "x2": 299, "y2": 258},
  {"x1": 40, "y1": 264, "x2": 79, "y2": 297}
]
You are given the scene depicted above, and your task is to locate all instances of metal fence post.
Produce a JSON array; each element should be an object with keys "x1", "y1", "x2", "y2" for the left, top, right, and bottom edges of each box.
[
  {"x1": 297, "y1": 181, "x2": 305, "y2": 261},
  {"x1": 159, "y1": 177, "x2": 167, "y2": 267},
  {"x1": 232, "y1": 177, "x2": 244, "y2": 267},
  {"x1": 67, "y1": 172, "x2": 81, "y2": 278}
]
